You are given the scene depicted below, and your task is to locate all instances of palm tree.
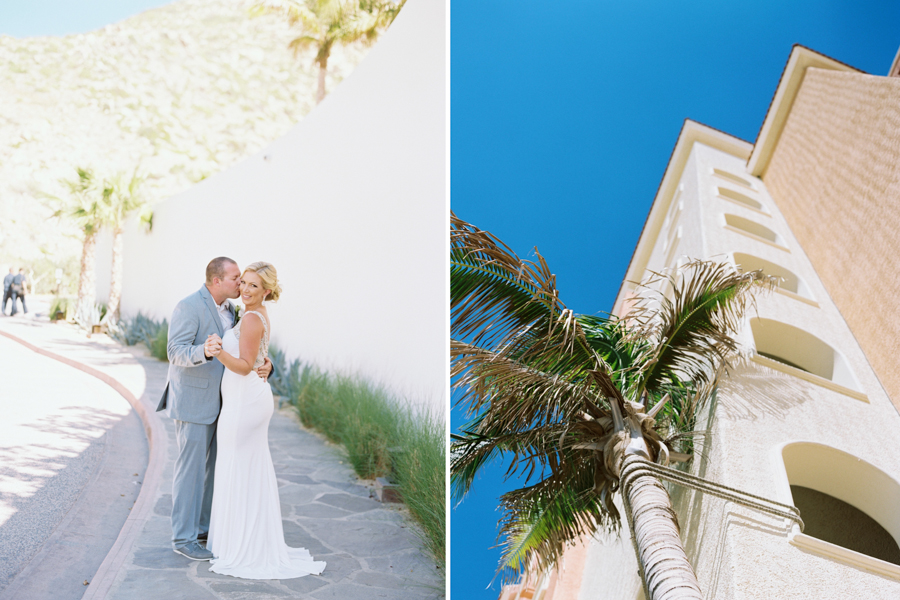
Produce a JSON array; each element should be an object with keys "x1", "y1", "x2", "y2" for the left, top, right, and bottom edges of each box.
[
  {"x1": 102, "y1": 170, "x2": 147, "y2": 323},
  {"x1": 450, "y1": 213, "x2": 776, "y2": 599},
  {"x1": 51, "y1": 168, "x2": 109, "y2": 326},
  {"x1": 51, "y1": 168, "x2": 149, "y2": 328},
  {"x1": 251, "y1": 0, "x2": 406, "y2": 104}
]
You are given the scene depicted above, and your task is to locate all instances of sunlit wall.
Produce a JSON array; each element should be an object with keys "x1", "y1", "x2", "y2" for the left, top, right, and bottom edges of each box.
[{"x1": 114, "y1": 0, "x2": 446, "y2": 412}]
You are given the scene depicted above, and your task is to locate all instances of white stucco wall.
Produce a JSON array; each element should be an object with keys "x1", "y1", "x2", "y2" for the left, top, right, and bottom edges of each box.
[
  {"x1": 94, "y1": 229, "x2": 112, "y2": 304},
  {"x1": 116, "y1": 0, "x2": 446, "y2": 412},
  {"x1": 600, "y1": 136, "x2": 900, "y2": 599}
]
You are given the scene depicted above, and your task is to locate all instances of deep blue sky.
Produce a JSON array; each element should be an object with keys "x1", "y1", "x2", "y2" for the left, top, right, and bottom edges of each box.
[{"x1": 450, "y1": 1, "x2": 899, "y2": 599}]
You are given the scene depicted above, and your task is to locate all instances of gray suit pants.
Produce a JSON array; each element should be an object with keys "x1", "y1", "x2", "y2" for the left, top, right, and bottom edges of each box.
[{"x1": 171, "y1": 419, "x2": 217, "y2": 548}]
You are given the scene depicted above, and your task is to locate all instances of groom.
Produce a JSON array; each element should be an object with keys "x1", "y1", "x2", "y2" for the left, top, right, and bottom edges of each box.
[{"x1": 157, "y1": 256, "x2": 272, "y2": 560}]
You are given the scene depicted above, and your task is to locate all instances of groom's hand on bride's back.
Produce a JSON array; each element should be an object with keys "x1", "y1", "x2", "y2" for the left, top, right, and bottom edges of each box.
[{"x1": 255, "y1": 357, "x2": 273, "y2": 382}]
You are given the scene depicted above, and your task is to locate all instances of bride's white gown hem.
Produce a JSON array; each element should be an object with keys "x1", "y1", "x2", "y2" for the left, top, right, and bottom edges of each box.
[{"x1": 207, "y1": 311, "x2": 325, "y2": 579}]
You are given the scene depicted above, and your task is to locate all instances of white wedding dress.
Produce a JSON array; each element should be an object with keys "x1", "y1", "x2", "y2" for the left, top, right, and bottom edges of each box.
[{"x1": 207, "y1": 311, "x2": 326, "y2": 579}]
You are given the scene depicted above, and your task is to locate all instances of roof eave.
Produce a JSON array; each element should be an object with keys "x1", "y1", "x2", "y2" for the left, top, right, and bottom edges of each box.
[
  {"x1": 612, "y1": 120, "x2": 752, "y2": 316},
  {"x1": 747, "y1": 45, "x2": 860, "y2": 177}
]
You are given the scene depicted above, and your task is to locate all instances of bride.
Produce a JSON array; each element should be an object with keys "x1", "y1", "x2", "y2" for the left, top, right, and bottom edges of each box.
[{"x1": 207, "y1": 261, "x2": 326, "y2": 579}]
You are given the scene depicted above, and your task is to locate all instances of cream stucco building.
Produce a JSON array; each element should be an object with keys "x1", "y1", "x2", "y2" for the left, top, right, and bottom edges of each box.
[{"x1": 500, "y1": 45, "x2": 900, "y2": 600}]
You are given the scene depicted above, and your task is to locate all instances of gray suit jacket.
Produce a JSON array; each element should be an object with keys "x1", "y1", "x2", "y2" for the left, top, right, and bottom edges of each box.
[{"x1": 156, "y1": 285, "x2": 235, "y2": 424}]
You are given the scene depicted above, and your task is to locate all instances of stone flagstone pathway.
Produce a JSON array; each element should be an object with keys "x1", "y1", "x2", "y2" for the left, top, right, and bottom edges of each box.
[{"x1": 115, "y1": 411, "x2": 443, "y2": 600}]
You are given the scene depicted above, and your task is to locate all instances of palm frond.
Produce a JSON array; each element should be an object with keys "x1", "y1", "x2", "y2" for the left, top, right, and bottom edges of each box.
[
  {"x1": 495, "y1": 465, "x2": 619, "y2": 583},
  {"x1": 629, "y1": 259, "x2": 776, "y2": 399},
  {"x1": 288, "y1": 34, "x2": 321, "y2": 56},
  {"x1": 451, "y1": 213, "x2": 570, "y2": 350},
  {"x1": 451, "y1": 423, "x2": 562, "y2": 501},
  {"x1": 250, "y1": 0, "x2": 320, "y2": 31},
  {"x1": 452, "y1": 338, "x2": 615, "y2": 427}
]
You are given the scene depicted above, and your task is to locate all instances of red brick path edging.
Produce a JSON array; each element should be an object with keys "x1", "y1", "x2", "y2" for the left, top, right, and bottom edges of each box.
[{"x1": 0, "y1": 329, "x2": 167, "y2": 600}]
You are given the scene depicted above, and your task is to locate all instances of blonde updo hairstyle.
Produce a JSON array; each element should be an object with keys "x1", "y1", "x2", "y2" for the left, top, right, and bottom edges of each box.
[{"x1": 243, "y1": 261, "x2": 282, "y2": 303}]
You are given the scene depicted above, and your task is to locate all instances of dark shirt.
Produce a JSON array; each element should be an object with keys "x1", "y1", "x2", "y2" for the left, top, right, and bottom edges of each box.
[
  {"x1": 2, "y1": 273, "x2": 13, "y2": 292},
  {"x1": 12, "y1": 274, "x2": 25, "y2": 292}
]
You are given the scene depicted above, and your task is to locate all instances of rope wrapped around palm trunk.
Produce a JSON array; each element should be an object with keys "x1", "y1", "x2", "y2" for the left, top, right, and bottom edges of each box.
[
  {"x1": 621, "y1": 454, "x2": 703, "y2": 600},
  {"x1": 619, "y1": 456, "x2": 805, "y2": 600}
]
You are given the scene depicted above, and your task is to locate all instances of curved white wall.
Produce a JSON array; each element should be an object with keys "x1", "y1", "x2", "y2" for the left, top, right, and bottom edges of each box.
[{"x1": 118, "y1": 0, "x2": 446, "y2": 412}]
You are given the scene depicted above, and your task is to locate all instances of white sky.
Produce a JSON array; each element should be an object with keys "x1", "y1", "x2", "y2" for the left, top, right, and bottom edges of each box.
[{"x1": 0, "y1": 1, "x2": 176, "y2": 38}]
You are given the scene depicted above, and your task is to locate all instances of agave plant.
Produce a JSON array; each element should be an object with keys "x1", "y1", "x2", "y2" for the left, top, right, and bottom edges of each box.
[{"x1": 450, "y1": 213, "x2": 776, "y2": 599}]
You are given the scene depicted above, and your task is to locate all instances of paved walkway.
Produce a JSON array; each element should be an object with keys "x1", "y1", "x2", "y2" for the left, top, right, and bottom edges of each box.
[
  {"x1": 0, "y1": 322, "x2": 147, "y2": 600},
  {"x1": 0, "y1": 299, "x2": 443, "y2": 600}
]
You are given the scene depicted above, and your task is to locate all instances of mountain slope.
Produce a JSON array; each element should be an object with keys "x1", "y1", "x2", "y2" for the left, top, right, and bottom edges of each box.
[{"x1": 0, "y1": 0, "x2": 369, "y2": 286}]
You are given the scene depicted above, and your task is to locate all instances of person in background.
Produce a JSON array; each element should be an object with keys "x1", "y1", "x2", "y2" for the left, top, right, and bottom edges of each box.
[
  {"x1": 2, "y1": 268, "x2": 14, "y2": 315},
  {"x1": 11, "y1": 268, "x2": 27, "y2": 315}
]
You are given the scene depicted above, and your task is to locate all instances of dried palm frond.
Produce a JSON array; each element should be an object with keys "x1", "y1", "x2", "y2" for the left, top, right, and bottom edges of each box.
[
  {"x1": 452, "y1": 341, "x2": 612, "y2": 422},
  {"x1": 451, "y1": 212, "x2": 581, "y2": 354}
]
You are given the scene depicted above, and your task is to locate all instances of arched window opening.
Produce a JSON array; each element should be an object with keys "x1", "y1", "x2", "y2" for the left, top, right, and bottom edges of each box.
[
  {"x1": 663, "y1": 189, "x2": 683, "y2": 230},
  {"x1": 732, "y1": 253, "x2": 813, "y2": 301},
  {"x1": 783, "y1": 443, "x2": 900, "y2": 566},
  {"x1": 724, "y1": 214, "x2": 786, "y2": 248},
  {"x1": 718, "y1": 186, "x2": 765, "y2": 212},
  {"x1": 750, "y1": 318, "x2": 859, "y2": 391},
  {"x1": 713, "y1": 168, "x2": 754, "y2": 189},
  {"x1": 790, "y1": 486, "x2": 900, "y2": 565}
]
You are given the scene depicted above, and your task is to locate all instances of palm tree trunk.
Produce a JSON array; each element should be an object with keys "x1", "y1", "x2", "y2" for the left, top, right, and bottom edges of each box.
[
  {"x1": 106, "y1": 227, "x2": 124, "y2": 322},
  {"x1": 316, "y1": 60, "x2": 327, "y2": 104},
  {"x1": 610, "y1": 400, "x2": 702, "y2": 600},
  {"x1": 77, "y1": 231, "x2": 97, "y2": 325},
  {"x1": 622, "y1": 453, "x2": 702, "y2": 600}
]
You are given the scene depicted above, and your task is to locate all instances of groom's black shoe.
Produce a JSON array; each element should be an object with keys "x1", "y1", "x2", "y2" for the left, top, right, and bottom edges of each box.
[{"x1": 174, "y1": 542, "x2": 213, "y2": 561}]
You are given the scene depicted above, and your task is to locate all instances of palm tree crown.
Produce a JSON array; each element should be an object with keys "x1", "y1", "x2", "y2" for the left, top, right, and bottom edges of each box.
[
  {"x1": 251, "y1": 0, "x2": 405, "y2": 104},
  {"x1": 450, "y1": 213, "x2": 776, "y2": 592}
]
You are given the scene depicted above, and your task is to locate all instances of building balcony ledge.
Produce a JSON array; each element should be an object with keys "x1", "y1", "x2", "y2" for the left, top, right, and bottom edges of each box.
[
  {"x1": 717, "y1": 194, "x2": 772, "y2": 217},
  {"x1": 750, "y1": 354, "x2": 868, "y2": 403},
  {"x1": 724, "y1": 224, "x2": 790, "y2": 252},
  {"x1": 773, "y1": 286, "x2": 819, "y2": 307},
  {"x1": 790, "y1": 531, "x2": 900, "y2": 581}
]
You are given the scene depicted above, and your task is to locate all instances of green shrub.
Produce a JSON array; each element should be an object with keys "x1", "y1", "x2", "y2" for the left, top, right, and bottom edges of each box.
[
  {"x1": 392, "y1": 408, "x2": 445, "y2": 564},
  {"x1": 150, "y1": 322, "x2": 169, "y2": 361},
  {"x1": 49, "y1": 297, "x2": 75, "y2": 321}
]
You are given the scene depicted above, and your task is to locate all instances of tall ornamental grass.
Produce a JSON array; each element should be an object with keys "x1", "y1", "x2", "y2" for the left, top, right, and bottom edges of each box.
[{"x1": 269, "y1": 347, "x2": 444, "y2": 566}]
